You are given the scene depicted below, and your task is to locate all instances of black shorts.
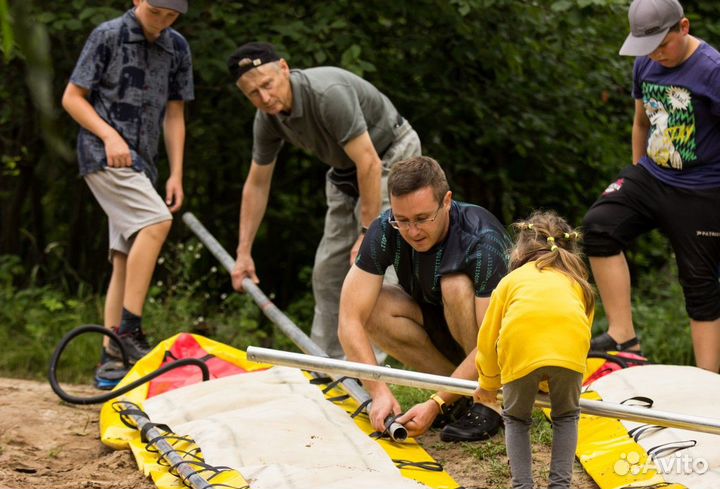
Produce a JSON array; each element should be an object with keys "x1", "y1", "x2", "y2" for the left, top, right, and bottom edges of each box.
[
  {"x1": 582, "y1": 164, "x2": 720, "y2": 321},
  {"x1": 419, "y1": 302, "x2": 467, "y2": 365}
]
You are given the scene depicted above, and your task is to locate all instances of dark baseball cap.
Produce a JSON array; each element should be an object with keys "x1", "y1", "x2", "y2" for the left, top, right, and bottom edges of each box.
[
  {"x1": 227, "y1": 42, "x2": 281, "y2": 81},
  {"x1": 619, "y1": 0, "x2": 684, "y2": 56},
  {"x1": 146, "y1": 0, "x2": 188, "y2": 14}
]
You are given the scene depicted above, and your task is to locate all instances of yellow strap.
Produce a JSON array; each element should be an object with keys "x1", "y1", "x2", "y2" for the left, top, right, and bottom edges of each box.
[{"x1": 429, "y1": 393, "x2": 446, "y2": 413}]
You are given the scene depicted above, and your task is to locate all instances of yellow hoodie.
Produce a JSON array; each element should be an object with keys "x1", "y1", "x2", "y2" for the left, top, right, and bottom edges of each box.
[{"x1": 476, "y1": 261, "x2": 593, "y2": 391}]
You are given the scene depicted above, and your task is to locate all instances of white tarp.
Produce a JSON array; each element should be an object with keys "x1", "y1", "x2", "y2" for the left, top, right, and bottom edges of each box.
[
  {"x1": 587, "y1": 364, "x2": 720, "y2": 489},
  {"x1": 142, "y1": 366, "x2": 429, "y2": 489}
]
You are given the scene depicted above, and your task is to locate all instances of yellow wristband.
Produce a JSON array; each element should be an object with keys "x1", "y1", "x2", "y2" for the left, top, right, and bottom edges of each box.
[{"x1": 429, "y1": 393, "x2": 447, "y2": 414}]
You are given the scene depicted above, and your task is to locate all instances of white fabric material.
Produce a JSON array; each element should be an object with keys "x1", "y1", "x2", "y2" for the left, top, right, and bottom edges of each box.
[
  {"x1": 142, "y1": 367, "x2": 428, "y2": 489},
  {"x1": 586, "y1": 364, "x2": 720, "y2": 489}
]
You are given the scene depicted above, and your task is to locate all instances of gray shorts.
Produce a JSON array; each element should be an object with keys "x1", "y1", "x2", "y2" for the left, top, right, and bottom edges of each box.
[{"x1": 84, "y1": 168, "x2": 172, "y2": 258}]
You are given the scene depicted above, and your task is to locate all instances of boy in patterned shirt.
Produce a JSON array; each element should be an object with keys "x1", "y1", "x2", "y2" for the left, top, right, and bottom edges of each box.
[{"x1": 62, "y1": 0, "x2": 193, "y2": 387}]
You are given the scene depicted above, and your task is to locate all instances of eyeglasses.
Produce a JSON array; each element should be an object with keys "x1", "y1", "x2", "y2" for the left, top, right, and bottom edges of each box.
[{"x1": 388, "y1": 204, "x2": 443, "y2": 230}]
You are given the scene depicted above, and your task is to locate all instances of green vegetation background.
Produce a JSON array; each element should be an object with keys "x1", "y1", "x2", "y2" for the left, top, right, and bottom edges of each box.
[{"x1": 1, "y1": 0, "x2": 716, "y2": 380}]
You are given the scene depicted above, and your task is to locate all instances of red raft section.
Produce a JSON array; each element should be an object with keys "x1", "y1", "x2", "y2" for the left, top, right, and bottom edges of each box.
[{"x1": 146, "y1": 333, "x2": 255, "y2": 398}]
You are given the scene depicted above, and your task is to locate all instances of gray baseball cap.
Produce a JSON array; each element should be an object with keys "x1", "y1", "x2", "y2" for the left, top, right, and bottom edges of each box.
[
  {"x1": 619, "y1": 0, "x2": 684, "y2": 56},
  {"x1": 146, "y1": 0, "x2": 188, "y2": 14}
]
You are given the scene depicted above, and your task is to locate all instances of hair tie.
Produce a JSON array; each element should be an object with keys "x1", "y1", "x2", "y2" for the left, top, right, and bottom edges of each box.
[
  {"x1": 527, "y1": 223, "x2": 534, "y2": 230},
  {"x1": 547, "y1": 236, "x2": 558, "y2": 252},
  {"x1": 563, "y1": 231, "x2": 579, "y2": 240}
]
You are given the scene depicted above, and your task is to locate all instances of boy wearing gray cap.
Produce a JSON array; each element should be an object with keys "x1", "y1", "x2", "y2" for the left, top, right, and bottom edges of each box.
[
  {"x1": 62, "y1": 0, "x2": 193, "y2": 388},
  {"x1": 583, "y1": 0, "x2": 720, "y2": 373}
]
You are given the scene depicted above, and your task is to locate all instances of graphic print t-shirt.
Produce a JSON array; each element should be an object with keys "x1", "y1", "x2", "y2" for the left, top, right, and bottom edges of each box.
[{"x1": 632, "y1": 42, "x2": 720, "y2": 189}]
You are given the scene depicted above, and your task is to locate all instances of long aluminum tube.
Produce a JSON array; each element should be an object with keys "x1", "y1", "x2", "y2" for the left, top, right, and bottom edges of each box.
[
  {"x1": 118, "y1": 404, "x2": 212, "y2": 489},
  {"x1": 182, "y1": 212, "x2": 407, "y2": 441},
  {"x1": 247, "y1": 346, "x2": 720, "y2": 437}
]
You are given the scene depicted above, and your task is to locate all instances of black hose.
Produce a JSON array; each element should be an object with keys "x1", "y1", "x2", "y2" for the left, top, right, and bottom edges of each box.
[{"x1": 48, "y1": 324, "x2": 210, "y2": 405}]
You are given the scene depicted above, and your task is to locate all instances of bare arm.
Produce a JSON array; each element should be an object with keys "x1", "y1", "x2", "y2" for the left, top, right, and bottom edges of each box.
[
  {"x1": 61, "y1": 82, "x2": 132, "y2": 167},
  {"x1": 231, "y1": 160, "x2": 275, "y2": 291},
  {"x1": 343, "y1": 131, "x2": 383, "y2": 263},
  {"x1": 338, "y1": 265, "x2": 400, "y2": 430},
  {"x1": 338, "y1": 265, "x2": 385, "y2": 382},
  {"x1": 396, "y1": 296, "x2": 491, "y2": 437},
  {"x1": 632, "y1": 98, "x2": 650, "y2": 165},
  {"x1": 163, "y1": 100, "x2": 186, "y2": 212}
]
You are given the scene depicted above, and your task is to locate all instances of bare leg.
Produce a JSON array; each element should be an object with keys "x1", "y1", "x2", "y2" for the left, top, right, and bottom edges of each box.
[
  {"x1": 691, "y1": 319, "x2": 720, "y2": 372},
  {"x1": 441, "y1": 273, "x2": 501, "y2": 413},
  {"x1": 441, "y1": 274, "x2": 479, "y2": 354},
  {"x1": 589, "y1": 253, "x2": 640, "y2": 349},
  {"x1": 123, "y1": 220, "x2": 171, "y2": 315},
  {"x1": 366, "y1": 284, "x2": 456, "y2": 375},
  {"x1": 103, "y1": 251, "x2": 127, "y2": 349}
]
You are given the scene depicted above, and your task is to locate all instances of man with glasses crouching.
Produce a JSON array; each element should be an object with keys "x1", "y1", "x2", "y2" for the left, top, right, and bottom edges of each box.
[{"x1": 338, "y1": 155, "x2": 510, "y2": 442}]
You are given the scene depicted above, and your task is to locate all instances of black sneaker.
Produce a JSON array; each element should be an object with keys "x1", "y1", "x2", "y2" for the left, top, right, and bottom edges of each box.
[
  {"x1": 95, "y1": 359, "x2": 128, "y2": 390},
  {"x1": 107, "y1": 328, "x2": 152, "y2": 364},
  {"x1": 432, "y1": 396, "x2": 473, "y2": 429},
  {"x1": 440, "y1": 403, "x2": 502, "y2": 442}
]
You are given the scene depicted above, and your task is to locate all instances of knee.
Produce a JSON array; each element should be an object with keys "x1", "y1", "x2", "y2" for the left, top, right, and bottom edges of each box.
[
  {"x1": 582, "y1": 210, "x2": 623, "y2": 257},
  {"x1": 440, "y1": 274, "x2": 474, "y2": 306},
  {"x1": 683, "y1": 280, "x2": 720, "y2": 321},
  {"x1": 364, "y1": 286, "x2": 412, "y2": 340},
  {"x1": 143, "y1": 219, "x2": 172, "y2": 241}
]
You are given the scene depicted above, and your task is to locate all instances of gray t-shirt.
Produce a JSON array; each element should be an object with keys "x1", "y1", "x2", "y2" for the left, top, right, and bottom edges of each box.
[{"x1": 252, "y1": 67, "x2": 399, "y2": 169}]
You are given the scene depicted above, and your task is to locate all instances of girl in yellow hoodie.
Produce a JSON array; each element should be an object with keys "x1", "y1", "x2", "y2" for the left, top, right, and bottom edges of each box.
[{"x1": 474, "y1": 210, "x2": 594, "y2": 489}]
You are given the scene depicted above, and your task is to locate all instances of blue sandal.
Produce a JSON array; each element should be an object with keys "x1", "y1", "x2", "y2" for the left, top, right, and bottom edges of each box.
[{"x1": 590, "y1": 332, "x2": 642, "y2": 355}]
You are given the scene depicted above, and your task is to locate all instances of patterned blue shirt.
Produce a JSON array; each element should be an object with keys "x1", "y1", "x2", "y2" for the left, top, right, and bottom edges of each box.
[
  {"x1": 69, "y1": 8, "x2": 194, "y2": 184},
  {"x1": 355, "y1": 201, "x2": 510, "y2": 305}
]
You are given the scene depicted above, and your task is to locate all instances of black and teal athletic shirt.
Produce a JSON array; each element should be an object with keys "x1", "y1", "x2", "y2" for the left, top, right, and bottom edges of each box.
[{"x1": 355, "y1": 202, "x2": 511, "y2": 306}]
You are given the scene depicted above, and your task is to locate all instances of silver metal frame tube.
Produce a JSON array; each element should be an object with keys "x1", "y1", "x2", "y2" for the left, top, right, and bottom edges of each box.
[
  {"x1": 182, "y1": 212, "x2": 407, "y2": 441},
  {"x1": 118, "y1": 404, "x2": 212, "y2": 489},
  {"x1": 247, "y1": 346, "x2": 720, "y2": 436}
]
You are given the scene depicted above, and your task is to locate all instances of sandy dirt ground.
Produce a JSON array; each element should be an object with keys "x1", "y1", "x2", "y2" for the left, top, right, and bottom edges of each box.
[{"x1": 0, "y1": 377, "x2": 598, "y2": 489}]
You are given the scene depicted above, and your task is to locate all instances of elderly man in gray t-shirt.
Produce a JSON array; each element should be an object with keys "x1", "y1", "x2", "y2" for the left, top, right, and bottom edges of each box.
[{"x1": 227, "y1": 42, "x2": 421, "y2": 358}]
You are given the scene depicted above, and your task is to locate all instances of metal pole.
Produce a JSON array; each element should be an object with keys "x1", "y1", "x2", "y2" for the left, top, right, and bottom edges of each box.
[
  {"x1": 118, "y1": 404, "x2": 213, "y2": 489},
  {"x1": 182, "y1": 212, "x2": 407, "y2": 440},
  {"x1": 247, "y1": 346, "x2": 720, "y2": 437}
]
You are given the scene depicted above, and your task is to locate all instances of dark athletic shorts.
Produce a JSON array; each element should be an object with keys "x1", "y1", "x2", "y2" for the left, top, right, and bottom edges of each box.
[
  {"x1": 582, "y1": 164, "x2": 720, "y2": 321},
  {"x1": 419, "y1": 302, "x2": 467, "y2": 365}
]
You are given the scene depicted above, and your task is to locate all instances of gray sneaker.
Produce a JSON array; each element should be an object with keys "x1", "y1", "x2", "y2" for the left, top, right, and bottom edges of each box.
[{"x1": 107, "y1": 329, "x2": 152, "y2": 364}]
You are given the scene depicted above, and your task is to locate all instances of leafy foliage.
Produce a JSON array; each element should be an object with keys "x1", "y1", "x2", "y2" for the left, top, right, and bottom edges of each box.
[
  {"x1": 2, "y1": 0, "x2": 638, "y2": 298},
  {"x1": 2, "y1": 0, "x2": 719, "y2": 371}
]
